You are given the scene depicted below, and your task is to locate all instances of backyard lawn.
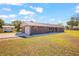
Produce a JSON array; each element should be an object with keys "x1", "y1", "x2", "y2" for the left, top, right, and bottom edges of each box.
[{"x1": 0, "y1": 30, "x2": 79, "y2": 56}]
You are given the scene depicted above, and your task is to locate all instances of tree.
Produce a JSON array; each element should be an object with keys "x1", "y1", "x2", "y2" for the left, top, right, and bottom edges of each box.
[
  {"x1": 75, "y1": 17, "x2": 79, "y2": 26},
  {"x1": 65, "y1": 26, "x2": 69, "y2": 30},
  {"x1": 67, "y1": 16, "x2": 79, "y2": 29},
  {"x1": 0, "y1": 19, "x2": 4, "y2": 28},
  {"x1": 12, "y1": 20, "x2": 22, "y2": 32},
  {"x1": 75, "y1": 20, "x2": 79, "y2": 26},
  {"x1": 67, "y1": 20, "x2": 74, "y2": 29},
  {"x1": 67, "y1": 17, "x2": 76, "y2": 29}
]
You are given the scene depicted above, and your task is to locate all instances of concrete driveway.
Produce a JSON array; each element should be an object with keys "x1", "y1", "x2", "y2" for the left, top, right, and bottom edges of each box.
[{"x1": 0, "y1": 33, "x2": 18, "y2": 39}]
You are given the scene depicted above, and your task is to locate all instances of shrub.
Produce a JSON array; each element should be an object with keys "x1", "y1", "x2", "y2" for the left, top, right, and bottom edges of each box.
[{"x1": 0, "y1": 28, "x2": 3, "y2": 33}]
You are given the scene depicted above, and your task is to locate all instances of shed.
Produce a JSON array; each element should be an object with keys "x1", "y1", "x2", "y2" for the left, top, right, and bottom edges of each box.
[{"x1": 2, "y1": 26, "x2": 15, "y2": 32}]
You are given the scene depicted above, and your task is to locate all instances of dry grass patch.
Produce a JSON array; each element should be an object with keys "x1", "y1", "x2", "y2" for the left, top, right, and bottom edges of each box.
[{"x1": 0, "y1": 30, "x2": 79, "y2": 56}]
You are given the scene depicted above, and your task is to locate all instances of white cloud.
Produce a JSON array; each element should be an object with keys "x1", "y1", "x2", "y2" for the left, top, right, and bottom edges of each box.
[
  {"x1": 4, "y1": 3, "x2": 23, "y2": 6},
  {"x1": 26, "y1": 18, "x2": 36, "y2": 22},
  {"x1": 0, "y1": 14, "x2": 16, "y2": 19},
  {"x1": 0, "y1": 0, "x2": 79, "y2": 4},
  {"x1": 0, "y1": 0, "x2": 26, "y2": 6},
  {"x1": 19, "y1": 9, "x2": 37, "y2": 22},
  {"x1": 2, "y1": 8, "x2": 11, "y2": 11},
  {"x1": 76, "y1": 9, "x2": 79, "y2": 13},
  {"x1": 76, "y1": 4, "x2": 79, "y2": 13},
  {"x1": 30, "y1": 6, "x2": 33, "y2": 9},
  {"x1": 0, "y1": 0, "x2": 26, "y2": 5},
  {"x1": 9, "y1": 14, "x2": 16, "y2": 18},
  {"x1": 58, "y1": 20, "x2": 62, "y2": 23},
  {"x1": 19, "y1": 9, "x2": 35, "y2": 15},
  {"x1": 0, "y1": 15, "x2": 8, "y2": 18},
  {"x1": 24, "y1": 14, "x2": 36, "y2": 22},
  {"x1": 11, "y1": 19, "x2": 17, "y2": 21},
  {"x1": 76, "y1": 6, "x2": 79, "y2": 9},
  {"x1": 30, "y1": 6, "x2": 43, "y2": 13},
  {"x1": 35, "y1": 7, "x2": 43, "y2": 13},
  {"x1": 48, "y1": 18, "x2": 56, "y2": 24}
]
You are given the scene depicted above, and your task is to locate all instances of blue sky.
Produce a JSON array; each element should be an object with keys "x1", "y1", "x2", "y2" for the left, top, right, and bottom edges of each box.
[{"x1": 0, "y1": 3, "x2": 77, "y2": 25}]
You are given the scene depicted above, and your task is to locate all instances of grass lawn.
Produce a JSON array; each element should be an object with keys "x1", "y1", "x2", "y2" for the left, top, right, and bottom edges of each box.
[{"x1": 0, "y1": 30, "x2": 79, "y2": 56}]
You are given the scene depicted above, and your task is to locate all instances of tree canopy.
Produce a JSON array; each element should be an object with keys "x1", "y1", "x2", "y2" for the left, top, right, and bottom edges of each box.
[
  {"x1": 67, "y1": 17, "x2": 79, "y2": 29},
  {"x1": 0, "y1": 19, "x2": 4, "y2": 28},
  {"x1": 12, "y1": 20, "x2": 22, "y2": 32}
]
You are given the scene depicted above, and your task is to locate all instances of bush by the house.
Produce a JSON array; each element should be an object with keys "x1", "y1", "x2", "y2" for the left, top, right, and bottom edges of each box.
[{"x1": 0, "y1": 28, "x2": 3, "y2": 33}]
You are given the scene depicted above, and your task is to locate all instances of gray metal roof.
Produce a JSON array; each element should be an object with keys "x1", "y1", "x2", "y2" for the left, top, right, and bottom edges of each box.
[
  {"x1": 21, "y1": 21, "x2": 64, "y2": 28},
  {"x1": 2, "y1": 26, "x2": 15, "y2": 28}
]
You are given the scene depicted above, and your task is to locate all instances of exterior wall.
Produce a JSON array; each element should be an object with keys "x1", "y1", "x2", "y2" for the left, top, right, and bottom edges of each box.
[
  {"x1": 3, "y1": 27, "x2": 14, "y2": 32},
  {"x1": 30, "y1": 26, "x2": 64, "y2": 35},
  {"x1": 21, "y1": 26, "x2": 31, "y2": 35},
  {"x1": 59, "y1": 28, "x2": 64, "y2": 32},
  {"x1": 25, "y1": 26, "x2": 31, "y2": 35},
  {"x1": 49, "y1": 27, "x2": 54, "y2": 32},
  {"x1": 21, "y1": 26, "x2": 64, "y2": 35},
  {"x1": 30, "y1": 26, "x2": 49, "y2": 35},
  {"x1": 54, "y1": 27, "x2": 64, "y2": 32},
  {"x1": 21, "y1": 26, "x2": 25, "y2": 33}
]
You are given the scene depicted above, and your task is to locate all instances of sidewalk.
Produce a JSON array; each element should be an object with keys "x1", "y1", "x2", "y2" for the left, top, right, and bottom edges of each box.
[{"x1": 0, "y1": 33, "x2": 17, "y2": 39}]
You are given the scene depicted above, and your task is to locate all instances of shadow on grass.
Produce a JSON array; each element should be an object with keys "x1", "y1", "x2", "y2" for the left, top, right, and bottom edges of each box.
[{"x1": 16, "y1": 32, "x2": 64, "y2": 38}]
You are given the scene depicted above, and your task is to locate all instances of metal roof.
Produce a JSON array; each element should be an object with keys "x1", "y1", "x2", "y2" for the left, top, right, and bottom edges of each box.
[
  {"x1": 21, "y1": 21, "x2": 64, "y2": 28},
  {"x1": 2, "y1": 26, "x2": 15, "y2": 28}
]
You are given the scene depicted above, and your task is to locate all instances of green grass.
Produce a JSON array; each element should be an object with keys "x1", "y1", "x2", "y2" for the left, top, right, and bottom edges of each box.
[{"x1": 0, "y1": 30, "x2": 79, "y2": 56}]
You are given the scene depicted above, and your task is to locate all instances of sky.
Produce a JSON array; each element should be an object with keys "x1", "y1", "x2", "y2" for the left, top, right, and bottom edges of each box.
[{"x1": 0, "y1": 3, "x2": 78, "y2": 25}]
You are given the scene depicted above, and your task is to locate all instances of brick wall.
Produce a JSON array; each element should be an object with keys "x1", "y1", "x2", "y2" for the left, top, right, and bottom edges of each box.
[{"x1": 30, "y1": 26, "x2": 64, "y2": 35}]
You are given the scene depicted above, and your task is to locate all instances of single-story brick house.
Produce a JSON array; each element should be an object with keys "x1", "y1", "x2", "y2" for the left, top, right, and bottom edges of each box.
[
  {"x1": 2, "y1": 26, "x2": 15, "y2": 32},
  {"x1": 20, "y1": 21, "x2": 64, "y2": 35}
]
